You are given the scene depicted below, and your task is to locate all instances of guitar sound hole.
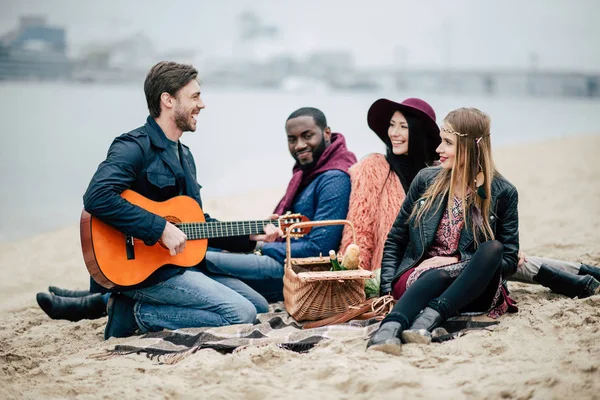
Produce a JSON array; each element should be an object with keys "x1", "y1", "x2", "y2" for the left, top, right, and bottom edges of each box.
[{"x1": 165, "y1": 215, "x2": 181, "y2": 224}]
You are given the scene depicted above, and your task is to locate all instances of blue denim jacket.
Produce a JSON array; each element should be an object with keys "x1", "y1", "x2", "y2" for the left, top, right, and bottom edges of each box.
[{"x1": 261, "y1": 170, "x2": 351, "y2": 264}]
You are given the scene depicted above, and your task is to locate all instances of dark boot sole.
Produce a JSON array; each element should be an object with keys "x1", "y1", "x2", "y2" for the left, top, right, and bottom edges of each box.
[{"x1": 580, "y1": 278, "x2": 600, "y2": 298}]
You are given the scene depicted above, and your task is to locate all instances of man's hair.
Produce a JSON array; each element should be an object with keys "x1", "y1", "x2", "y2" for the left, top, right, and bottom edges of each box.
[
  {"x1": 144, "y1": 61, "x2": 199, "y2": 118},
  {"x1": 286, "y1": 107, "x2": 328, "y2": 131}
]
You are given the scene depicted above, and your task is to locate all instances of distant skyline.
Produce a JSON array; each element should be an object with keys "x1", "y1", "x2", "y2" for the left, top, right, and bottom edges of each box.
[{"x1": 1, "y1": 0, "x2": 599, "y2": 72}]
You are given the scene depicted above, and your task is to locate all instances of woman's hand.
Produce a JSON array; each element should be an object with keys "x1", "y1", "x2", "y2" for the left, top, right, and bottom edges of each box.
[
  {"x1": 517, "y1": 251, "x2": 527, "y2": 270},
  {"x1": 416, "y1": 256, "x2": 459, "y2": 270}
]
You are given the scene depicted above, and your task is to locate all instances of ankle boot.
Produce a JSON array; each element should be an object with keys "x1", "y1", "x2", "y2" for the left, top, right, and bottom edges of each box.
[
  {"x1": 366, "y1": 321, "x2": 403, "y2": 355},
  {"x1": 401, "y1": 307, "x2": 444, "y2": 344},
  {"x1": 579, "y1": 264, "x2": 600, "y2": 283},
  {"x1": 534, "y1": 264, "x2": 600, "y2": 299},
  {"x1": 36, "y1": 293, "x2": 107, "y2": 321},
  {"x1": 48, "y1": 286, "x2": 92, "y2": 298}
]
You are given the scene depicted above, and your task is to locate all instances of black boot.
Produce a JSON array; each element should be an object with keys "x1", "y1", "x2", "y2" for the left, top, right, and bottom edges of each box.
[
  {"x1": 401, "y1": 307, "x2": 444, "y2": 344},
  {"x1": 104, "y1": 294, "x2": 139, "y2": 340},
  {"x1": 48, "y1": 286, "x2": 92, "y2": 298},
  {"x1": 534, "y1": 264, "x2": 600, "y2": 299},
  {"x1": 36, "y1": 293, "x2": 107, "y2": 321},
  {"x1": 366, "y1": 321, "x2": 403, "y2": 355},
  {"x1": 579, "y1": 264, "x2": 600, "y2": 283}
]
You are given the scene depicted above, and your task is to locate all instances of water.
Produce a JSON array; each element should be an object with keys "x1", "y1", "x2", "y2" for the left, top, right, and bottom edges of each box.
[{"x1": 1, "y1": 82, "x2": 599, "y2": 242}]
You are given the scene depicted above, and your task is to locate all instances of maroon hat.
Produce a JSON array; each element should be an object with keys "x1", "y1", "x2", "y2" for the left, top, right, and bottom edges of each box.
[{"x1": 367, "y1": 97, "x2": 440, "y2": 145}]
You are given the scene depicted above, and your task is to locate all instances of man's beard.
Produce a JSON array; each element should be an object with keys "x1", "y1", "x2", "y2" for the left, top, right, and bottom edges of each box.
[
  {"x1": 296, "y1": 138, "x2": 327, "y2": 171},
  {"x1": 174, "y1": 104, "x2": 194, "y2": 132}
]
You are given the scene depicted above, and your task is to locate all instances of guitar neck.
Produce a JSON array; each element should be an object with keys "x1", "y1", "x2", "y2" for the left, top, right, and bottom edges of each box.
[{"x1": 175, "y1": 220, "x2": 280, "y2": 240}]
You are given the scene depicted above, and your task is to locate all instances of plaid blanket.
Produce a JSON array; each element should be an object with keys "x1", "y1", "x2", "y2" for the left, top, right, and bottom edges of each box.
[{"x1": 89, "y1": 303, "x2": 499, "y2": 364}]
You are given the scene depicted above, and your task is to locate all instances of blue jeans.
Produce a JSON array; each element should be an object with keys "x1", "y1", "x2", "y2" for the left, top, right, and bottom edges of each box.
[
  {"x1": 205, "y1": 252, "x2": 286, "y2": 302},
  {"x1": 120, "y1": 267, "x2": 268, "y2": 333}
]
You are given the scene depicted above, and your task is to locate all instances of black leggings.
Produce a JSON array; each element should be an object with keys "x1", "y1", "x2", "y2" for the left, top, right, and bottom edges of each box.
[{"x1": 383, "y1": 240, "x2": 504, "y2": 329}]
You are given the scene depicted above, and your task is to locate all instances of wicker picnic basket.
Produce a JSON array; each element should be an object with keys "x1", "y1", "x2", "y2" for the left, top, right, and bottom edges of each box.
[{"x1": 283, "y1": 220, "x2": 375, "y2": 321}]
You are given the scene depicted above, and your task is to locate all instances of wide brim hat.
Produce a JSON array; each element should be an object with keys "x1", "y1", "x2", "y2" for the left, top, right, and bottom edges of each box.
[{"x1": 367, "y1": 97, "x2": 440, "y2": 147}]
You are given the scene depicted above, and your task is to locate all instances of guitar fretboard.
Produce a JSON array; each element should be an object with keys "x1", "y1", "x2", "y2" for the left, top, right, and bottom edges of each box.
[{"x1": 175, "y1": 220, "x2": 280, "y2": 240}]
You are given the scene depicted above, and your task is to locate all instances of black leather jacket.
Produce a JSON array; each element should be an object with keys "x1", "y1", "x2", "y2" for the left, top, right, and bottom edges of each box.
[{"x1": 380, "y1": 167, "x2": 519, "y2": 294}]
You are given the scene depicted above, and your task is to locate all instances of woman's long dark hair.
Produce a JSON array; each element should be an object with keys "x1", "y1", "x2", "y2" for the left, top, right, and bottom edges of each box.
[{"x1": 384, "y1": 112, "x2": 439, "y2": 193}]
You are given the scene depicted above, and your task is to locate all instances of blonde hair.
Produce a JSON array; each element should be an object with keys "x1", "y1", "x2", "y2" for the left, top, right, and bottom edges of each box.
[{"x1": 410, "y1": 108, "x2": 496, "y2": 245}]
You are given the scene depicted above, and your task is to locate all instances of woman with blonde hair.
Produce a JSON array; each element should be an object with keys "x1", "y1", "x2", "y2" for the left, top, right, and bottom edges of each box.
[{"x1": 367, "y1": 107, "x2": 519, "y2": 355}]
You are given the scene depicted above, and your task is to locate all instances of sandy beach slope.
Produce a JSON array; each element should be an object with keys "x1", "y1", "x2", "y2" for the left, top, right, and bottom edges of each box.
[{"x1": 0, "y1": 135, "x2": 599, "y2": 399}]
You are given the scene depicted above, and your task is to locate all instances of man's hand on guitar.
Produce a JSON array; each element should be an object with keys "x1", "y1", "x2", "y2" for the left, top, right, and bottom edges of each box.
[
  {"x1": 161, "y1": 222, "x2": 187, "y2": 256},
  {"x1": 249, "y1": 214, "x2": 284, "y2": 243}
]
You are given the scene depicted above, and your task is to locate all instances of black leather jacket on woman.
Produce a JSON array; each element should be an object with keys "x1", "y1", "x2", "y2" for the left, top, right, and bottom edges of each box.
[{"x1": 380, "y1": 166, "x2": 519, "y2": 295}]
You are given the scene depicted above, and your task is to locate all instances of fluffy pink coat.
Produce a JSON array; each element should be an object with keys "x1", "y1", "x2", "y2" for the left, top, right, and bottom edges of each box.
[{"x1": 339, "y1": 153, "x2": 406, "y2": 271}]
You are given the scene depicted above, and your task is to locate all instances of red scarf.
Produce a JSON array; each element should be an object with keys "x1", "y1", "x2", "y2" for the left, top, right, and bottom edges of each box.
[{"x1": 274, "y1": 133, "x2": 357, "y2": 215}]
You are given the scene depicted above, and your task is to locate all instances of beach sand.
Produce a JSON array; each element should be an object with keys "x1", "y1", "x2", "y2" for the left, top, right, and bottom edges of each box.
[{"x1": 1, "y1": 135, "x2": 599, "y2": 399}]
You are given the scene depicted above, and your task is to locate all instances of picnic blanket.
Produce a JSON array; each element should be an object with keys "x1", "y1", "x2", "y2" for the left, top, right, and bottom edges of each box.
[{"x1": 89, "y1": 302, "x2": 499, "y2": 364}]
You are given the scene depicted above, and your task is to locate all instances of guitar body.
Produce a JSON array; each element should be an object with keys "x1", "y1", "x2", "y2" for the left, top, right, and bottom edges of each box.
[{"x1": 80, "y1": 190, "x2": 208, "y2": 289}]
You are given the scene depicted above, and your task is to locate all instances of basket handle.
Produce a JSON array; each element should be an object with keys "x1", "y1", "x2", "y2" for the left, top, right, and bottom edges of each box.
[{"x1": 285, "y1": 219, "x2": 356, "y2": 269}]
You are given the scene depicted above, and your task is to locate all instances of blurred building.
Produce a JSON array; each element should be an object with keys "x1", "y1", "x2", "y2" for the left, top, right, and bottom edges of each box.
[
  {"x1": 0, "y1": 16, "x2": 71, "y2": 80},
  {"x1": 388, "y1": 68, "x2": 600, "y2": 98},
  {"x1": 0, "y1": 14, "x2": 597, "y2": 98}
]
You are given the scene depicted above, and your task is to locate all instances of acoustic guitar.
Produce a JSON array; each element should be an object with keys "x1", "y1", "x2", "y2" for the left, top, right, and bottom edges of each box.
[{"x1": 80, "y1": 190, "x2": 310, "y2": 289}]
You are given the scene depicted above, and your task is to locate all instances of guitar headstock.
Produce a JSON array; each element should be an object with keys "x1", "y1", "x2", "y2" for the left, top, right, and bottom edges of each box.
[{"x1": 278, "y1": 213, "x2": 311, "y2": 238}]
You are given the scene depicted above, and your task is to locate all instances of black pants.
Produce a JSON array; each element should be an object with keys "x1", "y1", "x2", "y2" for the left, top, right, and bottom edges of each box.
[{"x1": 384, "y1": 240, "x2": 504, "y2": 329}]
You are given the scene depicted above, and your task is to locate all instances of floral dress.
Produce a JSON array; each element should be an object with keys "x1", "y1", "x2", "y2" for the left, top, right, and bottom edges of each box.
[{"x1": 392, "y1": 197, "x2": 515, "y2": 319}]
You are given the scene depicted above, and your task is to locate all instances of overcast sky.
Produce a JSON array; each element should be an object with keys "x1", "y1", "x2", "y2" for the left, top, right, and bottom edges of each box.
[{"x1": 1, "y1": 0, "x2": 599, "y2": 71}]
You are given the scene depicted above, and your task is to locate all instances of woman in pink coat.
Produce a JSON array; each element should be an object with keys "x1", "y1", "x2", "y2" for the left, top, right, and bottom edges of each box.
[{"x1": 339, "y1": 98, "x2": 440, "y2": 271}]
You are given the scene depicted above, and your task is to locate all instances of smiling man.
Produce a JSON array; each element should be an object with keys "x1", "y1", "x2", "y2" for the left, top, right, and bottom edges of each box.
[
  {"x1": 288, "y1": 112, "x2": 330, "y2": 170},
  {"x1": 204, "y1": 107, "x2": 357, "y2": 301},
  {"x1": 71, "y1": 61, "x2": 282, "y2": 339}
]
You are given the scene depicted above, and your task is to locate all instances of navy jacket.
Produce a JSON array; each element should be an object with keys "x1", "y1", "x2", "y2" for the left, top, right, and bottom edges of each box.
[
  {"x1": 261, "y1": 170, "x2": 351, "y2": 264},
  {"x1": 84, "y1": 116, "x2": 254, "y2": 293}
]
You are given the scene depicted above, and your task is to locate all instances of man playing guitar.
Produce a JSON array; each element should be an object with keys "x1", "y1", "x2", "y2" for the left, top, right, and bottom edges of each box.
[{"x1": 80, "y1": 61, "x2": 281, "y2": 339}]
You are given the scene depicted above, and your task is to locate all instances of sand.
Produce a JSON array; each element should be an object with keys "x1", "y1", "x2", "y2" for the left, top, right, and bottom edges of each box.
[{"x1": 1, "y1": 135, "x2": 599, "y2": 399}]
